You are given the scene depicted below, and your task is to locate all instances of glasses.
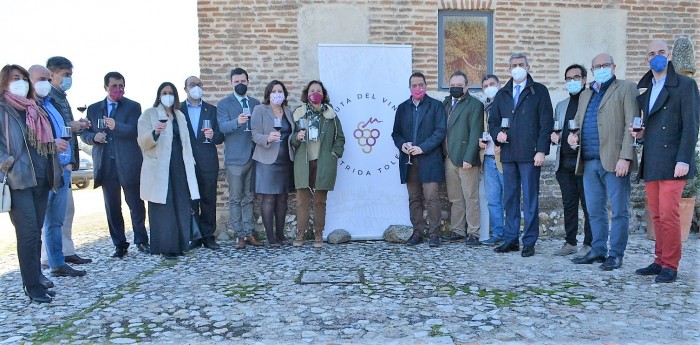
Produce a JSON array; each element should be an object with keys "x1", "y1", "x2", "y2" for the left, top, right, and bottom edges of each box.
[
  {"x1": 188, "y1": 83, "x2": 203, "y2": 88},
  {"x1": 565, "y1": 75, "x2": 583, "y2": 82},
  {"x1": 591, "y1": 63, "x2": 613, "y2": 70}
]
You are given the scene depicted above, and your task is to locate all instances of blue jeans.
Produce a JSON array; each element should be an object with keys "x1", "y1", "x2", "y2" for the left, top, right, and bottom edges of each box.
[
  {"x1": 483, "y1": 156, "x2": 504, "y2": 238},
  {"x1": 502, "y1": 161, "x2": 541, "y2": 247},
  {"x1": 43, "y1": 168, "x2": 70, "y2": 268},
  {"x1": 583, "y1": 159, "x2": 630, "y2": 258}
]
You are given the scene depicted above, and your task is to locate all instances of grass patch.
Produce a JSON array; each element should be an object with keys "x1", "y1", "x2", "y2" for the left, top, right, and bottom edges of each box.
[
  {"x1": 429, "y1": 324, "x2": 444, "y2": 337},
  {"x1": 224, "y1": 284, "x2": 260, "y2": 298}
]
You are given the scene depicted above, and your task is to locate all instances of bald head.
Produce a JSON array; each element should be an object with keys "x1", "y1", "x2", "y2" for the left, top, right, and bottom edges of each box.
[
  {"x1": 591, "y1": 53, "x2": 616, "y2": 78},
  {"x1": 28, "y1": 65, "x2": 50, "y2": 84}
]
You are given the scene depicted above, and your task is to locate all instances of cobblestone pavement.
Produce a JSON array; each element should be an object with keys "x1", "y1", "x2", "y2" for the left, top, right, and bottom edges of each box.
[{"x1": 0, "y1": 228, "x2": 697, "y2": 345}]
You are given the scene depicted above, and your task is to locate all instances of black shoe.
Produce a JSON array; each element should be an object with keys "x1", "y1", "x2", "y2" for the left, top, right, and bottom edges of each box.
[
  {"x1": 442, "y1": 233, "x2": 465, "y2": 242},
  {"x1": 203, "y1": 237, "x2": 221, "y2": 250},
  {"x1": 45, "y1": 289, "x2": 56, "y2": 297},
  {"x1": 112, "y1": 247, "x2": 128, "y2": 258},
  {"x1": 599, "y1": 256, "x2": 623, "y2": 271},
  {"x1": 494, "y1": 242, "x2": 519, "y2": 253},
  {"x1": 136, "y1": 244, "x2": 150, "y2": 254},
  {"x1": 655, "y1": 268, "x2": 677, "y2": 283},
  {"x1": 39, "y1": 274, "x2": 54, "y2": 289},
  {"x1": 24, "y1": 286, "x2": 52, "y2": 304},
  {"x1": 571, "y1": 252, "x2": 606, "y2": 264},
  {"x1": 428, "y1": 234, "x2": 441, "y2": 247},
  {"x1": 406, "y1": 230, "x2": 423, "y2": 246},
  {"x1": 189, "y1": 239, "x2": 203, "y2": 250},
  {"x1": 50, "y1": 264, "x2": 87, "y2": 277},
  {"x1": 635, "y1": 263, "x2": 662, "y2": 276},
  {"x1": 465, "y1": 235, "x2": 481, "y2": 246},
  {"x1": 64, "y1": 254, "x2": 93, "y2": 265},
  {"x1": 521, "y1": 246, "x2": 535, "y2": 257}
]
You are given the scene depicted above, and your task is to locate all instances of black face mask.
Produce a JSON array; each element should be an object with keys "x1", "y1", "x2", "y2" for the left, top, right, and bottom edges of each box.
[
  {"x1": 449, "y1": 86, "x2": 465, "y2": 99},
  {"x1": 234, "y1": 83, "x2": 248, "y2": 96}
]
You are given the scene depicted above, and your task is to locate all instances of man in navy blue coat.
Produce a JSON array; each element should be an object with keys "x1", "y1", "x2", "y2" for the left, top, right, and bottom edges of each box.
[
  {"x1": 488, "y1": 53, "x2": 553, "y2": 257},
  {"x1": 391, "y1": 72, "x2": 447, "y2": 247}
]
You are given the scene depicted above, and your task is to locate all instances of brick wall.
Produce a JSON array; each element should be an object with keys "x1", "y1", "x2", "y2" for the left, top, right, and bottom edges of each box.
[{"x1": 198, "y1": 0, "x2": 700, "y2": 236}]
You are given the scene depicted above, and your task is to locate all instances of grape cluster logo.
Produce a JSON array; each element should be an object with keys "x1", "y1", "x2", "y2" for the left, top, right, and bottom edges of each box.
[{"x1": 353, "y1": 117, "x2": 383, "y2": 154}]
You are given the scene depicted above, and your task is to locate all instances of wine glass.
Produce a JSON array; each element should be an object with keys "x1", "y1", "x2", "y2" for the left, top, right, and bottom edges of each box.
[
  {"x1": 158, "y1": 112, "x2": 168, "y2": 124},
  {"x1": 481, "y1": 131, "x2": 490, "y2": 144},
  {"x1": 568, "y1": 119, "x2": 580, "y2": 149},
  {"x1": 273, "y1": 118, "x2": 282, "y2": 142},
  {"x1": 202, "y1": 119, "x2": 212, "y2": 144},
  {"x1": 500, "y1": 118, "x2": 510, "y2": 144},
  {"x1": 553, "y1": 120, "x2": 563, "y2": 146},
  {"x1": 298, "y1": 118, "x2": 307, "y2": 142},
  {"x1": 631, "y1": 116, "x2": 643, "y2": 147},
  {"x1": 60, "y1": 126, "x2": 72, "y2": 160},
  {"x1": 243, "y1": 107, "x2": 252, "y2": 132},
  {"x1": 77, "y1": 105, "x2": 87, "y2": 113},
  {"x1": 96, "y1": 119, "x2": 108, "y2": 143},
  {"x1": 405, "y1": 142, "x2": 413, "y2": 165}
]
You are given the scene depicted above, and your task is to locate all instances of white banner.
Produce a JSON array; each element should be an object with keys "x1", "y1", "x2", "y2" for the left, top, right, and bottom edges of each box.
[{"x1": 319, "y1": 44, "x2": 412, "y2": 240}]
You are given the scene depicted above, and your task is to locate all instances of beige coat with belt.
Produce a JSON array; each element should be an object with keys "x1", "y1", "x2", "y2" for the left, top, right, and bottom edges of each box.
[{"x1": 137, "y1": 105, "x2": 200, "y2": 204}]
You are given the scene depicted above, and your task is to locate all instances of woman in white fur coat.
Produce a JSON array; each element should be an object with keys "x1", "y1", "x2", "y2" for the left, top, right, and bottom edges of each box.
[{"x1": 137, "y1": 82, "x2": 200, "y2": 259}]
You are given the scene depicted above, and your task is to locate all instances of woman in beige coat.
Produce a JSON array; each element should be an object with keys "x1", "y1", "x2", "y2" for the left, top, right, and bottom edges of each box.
[{"x1": 137, "y1": 82, "x2": 199, "y2": 259}]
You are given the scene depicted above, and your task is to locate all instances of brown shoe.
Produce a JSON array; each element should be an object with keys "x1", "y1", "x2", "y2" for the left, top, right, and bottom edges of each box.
[
  {"x1": 235, "y1": 238, "x2": 246, "y2": 249},
  {"x1": 245, "y1": 235, "x2": 263, "y2": 247}
]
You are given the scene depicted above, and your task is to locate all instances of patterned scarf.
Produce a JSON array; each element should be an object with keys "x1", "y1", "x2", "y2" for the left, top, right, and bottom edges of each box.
[{"x1": 4, "y1": 92, "x2": 56, "y2": 156}]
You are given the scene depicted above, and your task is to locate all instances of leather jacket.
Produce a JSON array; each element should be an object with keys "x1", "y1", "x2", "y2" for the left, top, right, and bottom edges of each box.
[{"x1": 0, "y1": 98, "x2": 62, "y2": 191}]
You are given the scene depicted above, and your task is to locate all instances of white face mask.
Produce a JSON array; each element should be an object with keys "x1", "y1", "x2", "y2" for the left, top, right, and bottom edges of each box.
[
  {"x1": 188, "y1": 86, "x2": 203, "y2": 100},
  {"x1": 161, "y1": 94, "x2": 175, "y2": 107},
  {"x1": 270, "y1": 92, "x2": 285, "y2": 105},
  {"x1": 566, "y1": 80, "x2": 583, "y2": 95},
  {"x1": 511, "y1": 67, "x2": 527, "y2": 82},
  {"x1": 483, "y1": 86, "x2": 498, "y2": 99},
  {"x1": 9, "y1": 80, "x2": 29, "y2": 98},
  {"x1": 34, "y1": 81, "x2": 52, "y2": 98}
]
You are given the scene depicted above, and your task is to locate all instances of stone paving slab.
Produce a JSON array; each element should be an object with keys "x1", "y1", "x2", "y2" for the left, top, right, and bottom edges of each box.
[{"x1": 0, "y1": 231, "x2": 697, "y2": 344}]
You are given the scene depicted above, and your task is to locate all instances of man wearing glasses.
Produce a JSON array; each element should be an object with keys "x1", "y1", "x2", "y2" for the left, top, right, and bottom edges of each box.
[{"x1": 567, "y1": 54, "x2": 639, "y2": 270}]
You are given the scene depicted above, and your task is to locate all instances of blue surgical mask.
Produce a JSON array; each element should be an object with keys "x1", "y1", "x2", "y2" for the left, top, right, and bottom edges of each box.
[
  {"x1": 60, "y1": 77, "x2": 72, "y2": 91},
  {"x1": 566, "y1": 80, "x2": 583, "y2": 95},
  {"x1": 593, "y1": 68, "x2": 612, "y2": 85},
  {"x1": 650, "y1": 54, "x2": 668, "y2": 73}
]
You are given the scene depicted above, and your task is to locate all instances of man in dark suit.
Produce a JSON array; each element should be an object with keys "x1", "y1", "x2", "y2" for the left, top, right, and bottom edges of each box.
[
  {"x1": 181, "y1": 76, "x2": 224, "y2": 250},
  {"x1": 391, "y1": 72, "x2": 447, "y2": 247},
  {"x1": 488, "y1": 53, "x2": 553, "y2": 257},
  {"x1": 442, "y1": 71, "x2": 484, "y2": 246},
  {"x1": 633, "y1": 39, "x2": 699, "y2": 283},
  {"x1": 217, "y1": 67, "x2": 263, "y2": 249},
  {"x1": 80, "y1": 72, "x2": 148, "y2": 258}
]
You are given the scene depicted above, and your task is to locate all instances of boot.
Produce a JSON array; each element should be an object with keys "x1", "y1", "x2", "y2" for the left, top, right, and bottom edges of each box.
[
  {"x1": 313, "y1": 228, "x2": 324, "y2": 248},
  {"x1": 293, "y1": 228, "x2": 305, "y2": 247}
]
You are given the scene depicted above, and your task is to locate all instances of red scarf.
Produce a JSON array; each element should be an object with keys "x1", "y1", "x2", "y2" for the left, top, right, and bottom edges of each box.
[{"x1": 4, "y1": 92, "x2": 55, "y2": 156}]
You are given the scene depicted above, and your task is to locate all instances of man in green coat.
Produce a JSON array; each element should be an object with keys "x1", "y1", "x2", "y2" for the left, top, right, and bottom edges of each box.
[{"x1": 443, "y1": 71, "x2": 484, "y2": 246}]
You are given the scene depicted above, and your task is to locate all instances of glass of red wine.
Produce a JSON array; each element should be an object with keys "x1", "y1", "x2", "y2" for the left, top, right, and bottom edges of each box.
[
  {"x1": 568, "y1": 119, "x2": 580, "y2": 149},
  {"x1": 500, "y1": 118, "x2": 510, "y2": 144},
  {"x1": 273, "y1": 118, "x2": 282, "y2": 142},
  {"x1": 97, "y1": 119, "x2": 108, "y2": 143},
  {"x1": 553, "y1": 120, "x2": 563, "y2": 146},
  {"x1": 481, "y1": 131, "x2": 490, "y2": 144},
  {"x1": 298, "y1": 118, "x2": 307, "y2": 142},
  {"x1": 202, "y1": 119, "x2": 212, "y2": 144},
  {"x1": 405, "y1": 142, "x2": 413, "y2": 165},
  {"x1": 77, "y1": 105, "x2": 87, "y2": 113},
  {"x1": 243, "y1": 107, "x2": 252, "y2": 132},
  {"x1": 158, "y1": 112, "x2": 168, "y2": 124},
  {"x1": 631, "y1": 116, "x2": 643, "y2": 147}
]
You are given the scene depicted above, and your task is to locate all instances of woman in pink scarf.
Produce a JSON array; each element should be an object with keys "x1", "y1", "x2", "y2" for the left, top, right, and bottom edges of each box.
[{"x1": 0, "y1": 64, "x2": 61, "y2": 303}]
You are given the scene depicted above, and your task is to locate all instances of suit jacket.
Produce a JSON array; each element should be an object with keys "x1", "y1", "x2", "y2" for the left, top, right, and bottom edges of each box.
[
  {"x1": 80, "y1": 97, "x2": 143, "y2": 188},
  {"x1": 637, "y1": 62, "x2": 699, "y2": 181},
  {"x1": 479, "y1": 102, "x2": 503, "y2": 173},
  {"x1": 217, "y1": 93, "x2": 260, "y2": 166},
  {"x1": 488, "y1": 74, "x2": 553, "y2": 163},
  {"x1": 137, "y1": 105, "x2": 200, "y2": 204},
  {"x1": 251, "y1": 104, "x2": 295, "y2": 165},
  {"x1": 443, "y1": 94, "x2": 484, "y2": 167},
  {"x1": 180, "y1": 100, "x2": 224, "y2": 174},
  {"x1": 391, "y1": 95, "x2": 447, "y2": 184},
  {"x1": 573, "y1": 78, "x2": 639, "y2": 175}
]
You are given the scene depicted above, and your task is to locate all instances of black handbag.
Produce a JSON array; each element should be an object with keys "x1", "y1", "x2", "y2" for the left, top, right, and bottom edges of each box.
[{"x1": 190, "y1": 209, "x2": 202, "y2": 241}]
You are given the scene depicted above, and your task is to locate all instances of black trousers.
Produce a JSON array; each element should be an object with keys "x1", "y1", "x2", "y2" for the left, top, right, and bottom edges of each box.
[
  {"x1": 9, "y1": 178, "x2": 49, "y2": 296},
  {"x1": 193, "y1": 168, "x2": 218, "y2": 239},
  {"x1": 101, "y1": 157, "x2": 148, "y2": 248},
  {"x1": 556, "y1": 157, "x2": 592, "y2": 246}
]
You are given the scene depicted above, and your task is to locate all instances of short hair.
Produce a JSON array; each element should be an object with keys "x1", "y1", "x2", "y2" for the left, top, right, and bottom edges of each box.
[
  {"x1": 0, "y1": 64, "x2": 36, "y2": 100},
  {"x1": 300, "y1": 80, "x2": 330, "y2": 104},
  {"x1": 509, "y1": 53, "x2": 529, "y2": 66},
  {"x1": 262, "y1": 80, "x2": 288, "y2": 106},
  {"x1": 408, "y1": 72, "x2": 426, "y2": 86},
  {"x1": 46, "y1": 56, "x2": 73, "y2": 72},
  {"x1": 153, "y1": 82, "x2": 181, "y2": 110},
  {"x1": 564, "y1": 64, "x2": 587, "y2": 79},
  {"x1": 229, "y1": 67, "x2": 249, "y2": 81},
  {"x1": 104, "y1": 72, "x2": 125, "y2": 87},
  {"x1": 449, "y1": 71, "x2": 469, "y2": 85},
  {"x1": 481, "y1": 74, "x2": 500, "y2": 84}
]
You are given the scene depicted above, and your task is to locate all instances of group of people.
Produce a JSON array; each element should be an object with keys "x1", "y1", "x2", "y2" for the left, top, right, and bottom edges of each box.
[
  {"x1": 391, "y1": 39, "x2": 698, "y2": 287},
  {"x1": 0, "y1": 38, "x2": 697, "y2": 304}
]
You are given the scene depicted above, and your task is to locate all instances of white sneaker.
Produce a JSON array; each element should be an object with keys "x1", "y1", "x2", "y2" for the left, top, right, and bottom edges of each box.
[
  {"x1": 574, "y1": 245, "x2": 591, "y2": 258},
  {"x1": 554, "y1": 243, "x2": 577, "y2": 256}
]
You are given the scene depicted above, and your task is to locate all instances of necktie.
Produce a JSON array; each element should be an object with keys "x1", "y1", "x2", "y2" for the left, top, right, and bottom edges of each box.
[
  {"x1": 449, "y1": 98, "x2": 457, "y2": 116},
  {"x1": 241, "y1": 98, "x2": 248, "y2": 108},
  {"x1": 513, "y1": 85, "x2": 521, "y2": 107},
  {"x1": 109, "y1": 103, "x2": 117, "y2": 117}
]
